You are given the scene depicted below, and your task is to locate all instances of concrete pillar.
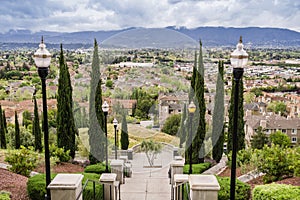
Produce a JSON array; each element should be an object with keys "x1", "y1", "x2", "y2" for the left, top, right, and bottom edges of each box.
[
  {"x1": 100, "y1": 173, "x2": 117, "y2": 200},
  {"x1": 127, "y1": 149, "x2": 133, "y2": 160},
  {"x1": 189, "y1": 175, "x2": 220, "y2": 200},
  {"x1": 110, "y1": 159, "x2": 124, "y2": 184},
  {"x1": 47, "y1": 174, "x2": 84, "y2": 200},
  {"x1": 119, "y1": 155, "x2": 128, "y2": 163},
  {"x1": 174, "y1": 174, "x2": 189, "y2": 200},
  {"x1": 170, "y1": 158, "x2": 185, "y2": 200}
]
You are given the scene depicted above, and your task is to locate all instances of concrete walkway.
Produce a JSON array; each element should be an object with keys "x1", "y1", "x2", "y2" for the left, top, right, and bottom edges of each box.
[{"x1": 120, "y1": 146, "x2": 173, "y2": 200}]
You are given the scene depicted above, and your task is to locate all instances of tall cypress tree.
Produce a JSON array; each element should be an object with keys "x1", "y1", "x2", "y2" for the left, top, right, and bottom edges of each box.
[
  {"x1": 33, "y1": 96, "x2": 42, "y2": 152},
  {"x1": 2, "y1": 110, "x2": 7, "y2": 133},
  {"x1": 14, "y1": 111, "x2": 20, "y2": 149},
  {"x1": 0, "y1": 105, "x2": 6, "y2": 149},
  {"x1": 120, "y1": 112, "x2": 129, "y2": 150},
  {"x1": 191, "y1": 40, "x2": 206, "y2": 163},
  {"x1": 179, "y1": 104, "x2": 187, "y2": 148},
  {"x1": 212, "y1": 60, "x2": 225, "y2": 163},
  {"x1": 57, "y1": 44, "x2": 78, "y2": 159},
  {"x1": 88, "y1": 39, "x2": 105, "y2": 164},
  {"x1": 227, "y1": 72, "x2": 245, "y2": 152}
]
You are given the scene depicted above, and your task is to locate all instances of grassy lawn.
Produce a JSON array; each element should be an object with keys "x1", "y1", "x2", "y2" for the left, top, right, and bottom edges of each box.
[{"x1": 78, "y1": 123, "x2": 179, "y2": 155}]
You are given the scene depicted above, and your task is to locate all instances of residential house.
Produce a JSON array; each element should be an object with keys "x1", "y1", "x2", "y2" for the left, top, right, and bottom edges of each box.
[
  {"x1": 245, "y1": 114, "x2": 300, "y2": 146},
  {"x1": 158, "y1": 93, "x2": 189, "y2": 128}
]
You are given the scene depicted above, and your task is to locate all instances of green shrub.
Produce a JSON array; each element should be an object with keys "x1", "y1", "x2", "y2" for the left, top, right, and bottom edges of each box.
[
  {"x1": 82, "y1": 173, "x2": 103, "y2": 199},
  {"x1": 49, "y1": 144, "x2": 71, "y2": 162},
  {"x1": 5, "y1": 146, "x2": 38, "y2": 177},
  {"x1": 27, "y1": 173, "x2": 103, "y2": 200},
  {"x1": 84, "y1": 163, "x2": 111, "y2": 174},
  {"x1": 0, "y1": 191, "x2": 11, "y2": 200},
  {"x1": 253, "y1": 183, "x2": 300, "y2": 200},
  {"x1": 27, "y1": 173, "x2": 57, "y2": 200},
  {"x1": 217, "y1": 176, "x2": 250, "y2": 200},
  {"x1": 252, "y1": 144, "x2": 294, "y2": 183},
  {"x1": 183, "y1": 163, "x2": 211, "y2": 174}
]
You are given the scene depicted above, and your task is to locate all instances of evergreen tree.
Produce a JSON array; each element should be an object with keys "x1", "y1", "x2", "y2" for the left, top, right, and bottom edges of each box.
[
  {"x1": 191, "y1": 40, "x2": 206, "y2": 163},
  {"x1": 88, "y1": 39, "x2": 105, "y2": 164},
  {"x1": 179, "y1": 104, "x2": 187, "y2": 148},
  {"x1": 33, "y1": 96, "x2": 42, "y2": 151},
  {"x1": 212, "y1": 60, "x2": 225, "y2": 163},
  {"x1": 251, "y1": 126, "x2": 268, "y2": 149},
  {"x1": 0, "y1": 105, "x2": 6, "y2": 149},
  {"x1": 120, "y1": 113, "x2": 129, "y2": 150},
  {"x1": 227, "y1": 71, "x2": 245, "y2": 152},
  {"x1": 57, "y1": 44, "x2": 78, "y2": 159},
  {"x1": 2, "y1": 110, "x2": 7, "y2": 133},
  {"x1": 14, "y1": 111, "x2": 20, "y2": 149}
]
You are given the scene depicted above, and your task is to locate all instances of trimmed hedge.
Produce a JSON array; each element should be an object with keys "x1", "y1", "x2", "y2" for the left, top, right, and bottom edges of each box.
[
  {"x1": 27, "y1": 173, "x2": 103, "y2": 200},
  {"x1": 217, "y1": 176, "x2": 250, "y2": 200},
  {"x1": 253, "y1": 183, "x2": 300, "y2": 200},
  {"x1": 0, "y1": 191, "x2": 11, "y2": 200},
  {"x1": 84, "y1": 163, "x2": 111, "y2": 174},
  {"x1": 183, "y1": 163, "x2": 211, "y2": 174}
]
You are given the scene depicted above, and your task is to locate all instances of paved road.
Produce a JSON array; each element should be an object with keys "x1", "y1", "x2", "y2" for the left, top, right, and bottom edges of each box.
[{"x1": 120, "y1": 146, "x2": 173, "y2": 200}]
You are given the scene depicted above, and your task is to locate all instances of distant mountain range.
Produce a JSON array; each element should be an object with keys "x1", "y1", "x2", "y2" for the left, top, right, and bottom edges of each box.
[{"x1": 0, "y1": 26, "x2": 299, "y2": 49}]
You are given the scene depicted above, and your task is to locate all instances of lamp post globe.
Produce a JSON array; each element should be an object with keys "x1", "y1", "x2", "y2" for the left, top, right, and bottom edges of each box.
[
  {"x1": 188, "y1": 101, "x2": 196, "y2": 174},
  {"x1": 113, "y1": 118, "x2": 118, "y2": 159},
  {"x1": 33, "y1": 37, "x2": 52, "y2": 200},
  {"x1": 229, "y1": 36, "x2": 248, "y2": 200},
  {"x1": 102, "y1": 101, "x2": 109, "y2": 172}
]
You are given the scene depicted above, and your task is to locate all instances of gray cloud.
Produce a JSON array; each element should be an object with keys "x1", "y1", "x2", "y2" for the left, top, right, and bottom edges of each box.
[{"x1": 0, "y1": 0, "x2": 299, "y2": 33}]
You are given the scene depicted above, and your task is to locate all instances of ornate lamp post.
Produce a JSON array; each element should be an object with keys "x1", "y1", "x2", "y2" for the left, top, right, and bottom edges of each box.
[
  {"x1": 102, "y1": 101, "x2": 109, "y2": 172},
  {"x1": 113, "y1": 118, "x2": 118, "y2": 159},
  {"x1": 33, "y1": 37, "x2": 52, "y2": 200},
  {"x1": 188, "y1": 101, "x2": 196, "y2": 174},
  {"x1": 230, "y1": 36, "x2": 248, "y2": 200}
]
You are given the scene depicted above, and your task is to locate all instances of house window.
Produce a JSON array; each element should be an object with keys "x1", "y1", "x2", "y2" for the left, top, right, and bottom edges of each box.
[
  {"x1": 282, "y1": 129, "x2": 286, "y2": 133},
  {"x1": 292, "y1": 129, "x2": 297, "y2": 135},
  {"x1": 291, "y1": 137, "x2": 297, "y2": 143}
]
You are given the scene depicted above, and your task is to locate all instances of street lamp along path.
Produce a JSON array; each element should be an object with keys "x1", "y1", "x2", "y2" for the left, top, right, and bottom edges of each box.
[
  {"x1": 33, "y1": 36, "x2": 52, "y2": 200},
  {"x1": 229, "y1": 36, "x2": 248, "y2": 200}
]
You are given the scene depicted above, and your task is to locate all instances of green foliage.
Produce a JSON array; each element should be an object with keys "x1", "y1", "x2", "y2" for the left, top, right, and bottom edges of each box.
[
  {"x1": 132, "y1": 88, "x2": 156, "y2": 119},
  {"x1": 22, "y1": 110, "x2": 32, "y2": 128},
  {"x1": 14, "y1": 111, "x2": 20, "y2": 149},
  {"x1": 121, "y1": 113, "x2": 129, "y2": 150},
  {"x1": 0, "y1": 191, "x2": 11, "y2": 200},
  {"x1": 252, "y1": 144, "x2": 295, "y2": 183},
  {"x1": 140, "y1": 140, "x2": 162, "y2": 166},
  {"x1": 183, "y1": 163, "x2": 211, "y2": 174},
  {"x1": 270, "y1": 131, "x2": 290, "y2": 148},
  {"x1": 252, "y1": 183, "x2": 300, "y2": 200},
  {"x1": 32, "y1": 96, "x2": 42, "y2": 151},
  {"x1": 217, "y1": 176, "x2": 251, "y2": 200},
  {"x1": 161, "y1": 114, "x2": 181, "y2": 135},
  {"x1": 27, "y1": 173, "x2": 55, "y2": 200},
  {"x1": 89, "y1": 39, "x2": 106, "y2": 164},
  {"x1": 49, "y1": 144, "x2": 71, "y2": 162},
  {"x1": 57, "y1": 44, "x2": 78, "y2": 159},
  {"x1": 251, "y1": 126, "x2": 268, "y2": 149},
  {"x1": 81, "y1": 173, "x2": 103, "y2": 199},
  {"x1": 191, "y1": 41, "x2": 206, "y2": 163},
  {"x1": 27, "y1": 173, "x2": 103, "y2": 200},
  {"x1": 105, "y1": 79, "x2": 113, "y2": 88},
  {"x1": 267, "y1": 101, "x2": 287, "y2": 115},
  {"x1": 0, "y1": 105, "x2": 6, "y2": 149},
  {"x1": 84, "y1": 163, "x2": 111, "y2": 174},
  {"x1": 212, "y1": 60, "x2": 225, "y2": 163},
  {"x1": 5, "y1": 146, "x2": 38, "y2": 177}
]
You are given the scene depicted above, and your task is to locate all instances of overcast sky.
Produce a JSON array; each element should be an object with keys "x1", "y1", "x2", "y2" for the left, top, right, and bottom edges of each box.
[{"x1": 0, "y1": 0, "x2": 299, "y2": 33}]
